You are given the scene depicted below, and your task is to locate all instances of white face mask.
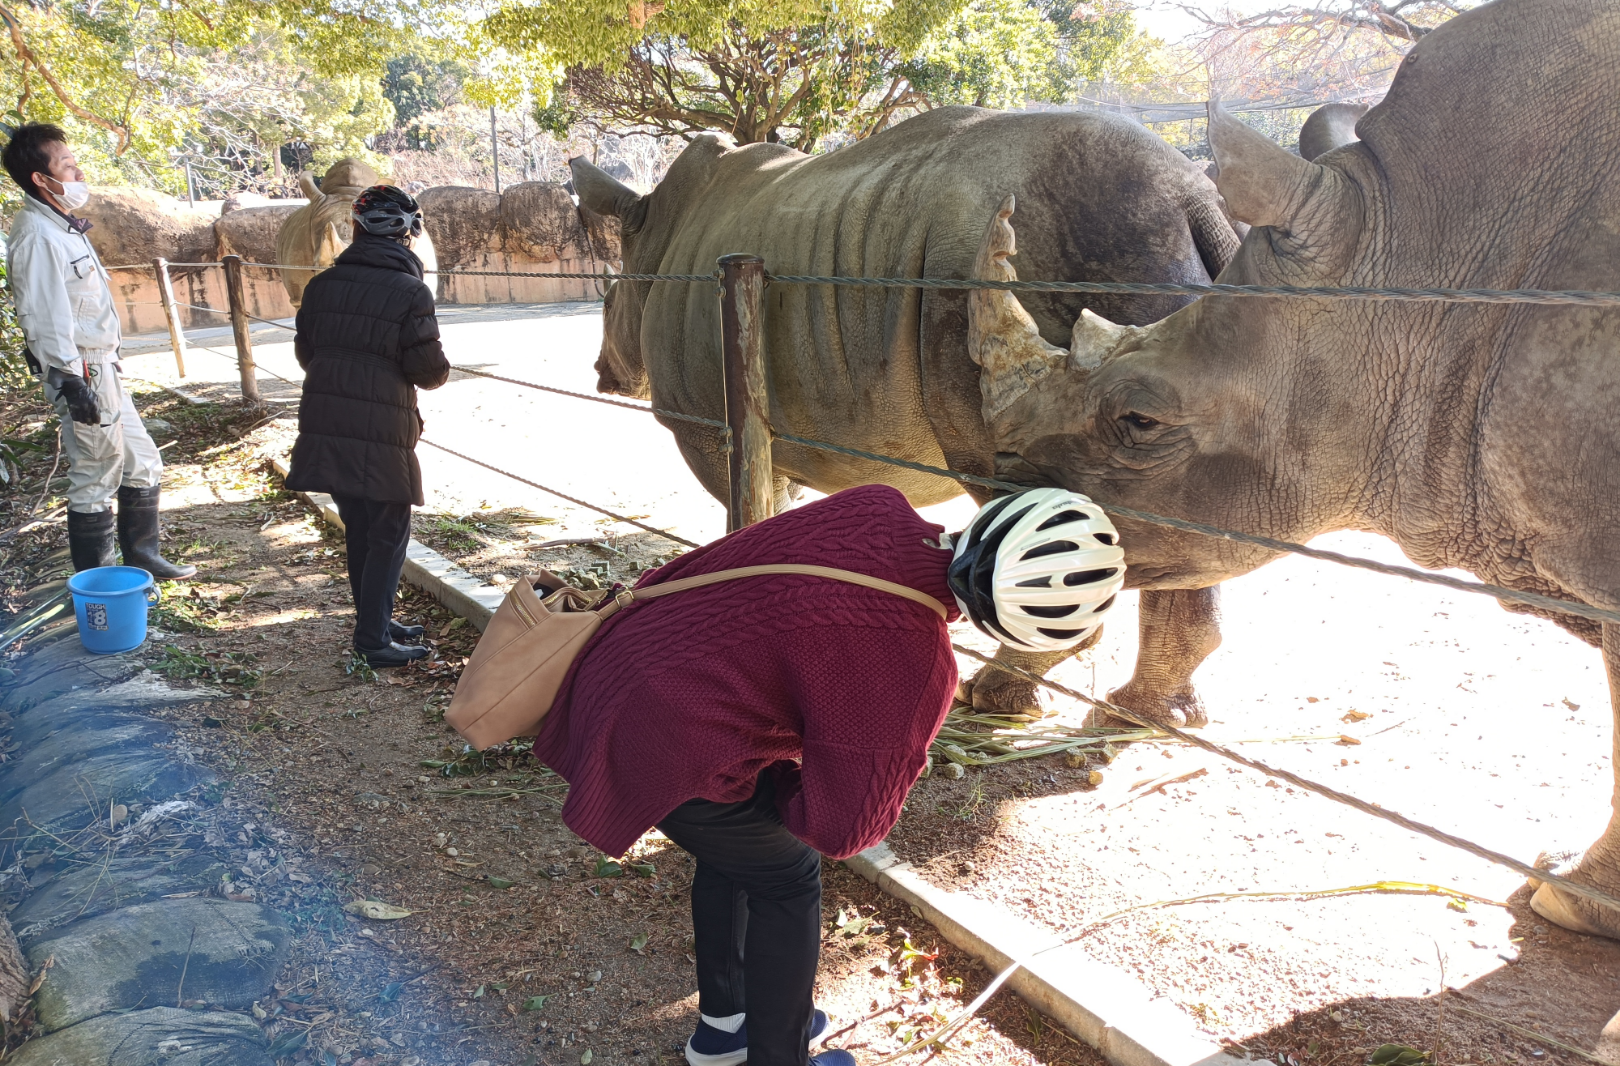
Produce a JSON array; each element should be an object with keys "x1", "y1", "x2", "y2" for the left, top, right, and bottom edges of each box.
[{"x1": 46, "y1": 176, "x2": 89, "y2": 210}]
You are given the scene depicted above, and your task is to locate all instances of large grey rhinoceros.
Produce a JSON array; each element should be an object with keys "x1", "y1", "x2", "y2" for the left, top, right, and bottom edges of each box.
[
  {"x1": 568, "y1": 105, "x2": 1241, "y2": 721},
  {"x1": 967, "y1": 0, "x2": 1620, "y2": 938}
]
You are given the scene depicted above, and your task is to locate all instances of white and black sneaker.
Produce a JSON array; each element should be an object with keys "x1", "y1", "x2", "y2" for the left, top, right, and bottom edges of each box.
[{"x1": 684, "y1": 1009, "x2": 831, "y2": 1066}]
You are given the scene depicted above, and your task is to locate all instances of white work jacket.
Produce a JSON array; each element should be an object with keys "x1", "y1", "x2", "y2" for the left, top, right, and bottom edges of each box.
[{"x1": 8, "y1": 194, "x2": 121, "y2": 372}]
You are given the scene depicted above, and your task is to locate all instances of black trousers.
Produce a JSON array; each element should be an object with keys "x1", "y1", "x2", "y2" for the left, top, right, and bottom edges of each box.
[
  {"x1": 331, "y1": 495, "x2": 412, "y2": 651},
  {"x1": 658, "y1": 774, "x2": 822, "y2": 1066}
]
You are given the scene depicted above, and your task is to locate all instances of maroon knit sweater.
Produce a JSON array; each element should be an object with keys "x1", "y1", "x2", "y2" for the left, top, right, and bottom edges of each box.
[{"x1": 532, "y1": 485, "x2": 960, "y2": 860}]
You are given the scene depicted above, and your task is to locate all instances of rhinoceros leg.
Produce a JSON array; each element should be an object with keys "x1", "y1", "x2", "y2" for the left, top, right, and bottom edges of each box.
[
  {"x1": 1103, "y1": 587, "x2": 1222, "y2": 729},
  {"x1": 1527, "y1": 621, "x2": 1620, "y2": 939},
  {"x1": 966, "y1": 628, "x2": 1106, "y2": 717}
]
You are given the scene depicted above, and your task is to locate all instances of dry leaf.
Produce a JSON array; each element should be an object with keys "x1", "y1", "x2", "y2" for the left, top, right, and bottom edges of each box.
[{"x1": 345, "y1": 900, "x2": 413, "y2": 920}]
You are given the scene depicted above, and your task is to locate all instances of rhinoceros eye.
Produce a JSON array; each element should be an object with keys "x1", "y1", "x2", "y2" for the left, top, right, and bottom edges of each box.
[{"x1": 1121, "y1": 413, "x2": 1160, "y2": 430}]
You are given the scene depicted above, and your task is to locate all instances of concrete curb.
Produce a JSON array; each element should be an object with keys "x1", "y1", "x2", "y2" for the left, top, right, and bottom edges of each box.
[
  {"x1": 846, "y1": 845, "x2": 1241, "y2": 1066},
  {"x1": 271, "y1": 458, "x2": 503, "y2": 631},
  {"x1": 276, "y1": 461, "x2": 1240, "y2": 1066}
]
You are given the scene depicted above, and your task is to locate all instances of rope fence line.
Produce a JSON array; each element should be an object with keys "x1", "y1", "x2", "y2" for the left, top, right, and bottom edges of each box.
[
  {"x1": 948, "y1": 643, "x2": 1620, "y2": 916},
  {"x1": 772, "y1": 430, "x2": 1620, "y2": 629},
  {"x1": 418, "y1": 439, "x2": 700, "y2": 549},
  {"x1": 100, "y1": 259, "x2": 1620, "y2": 307},
  {"x1": 447, "y1": 365, "x2": 732, "y2": 433},
  {"x1": 172, "y1": 300, "x2": 293, "y2": 331}
]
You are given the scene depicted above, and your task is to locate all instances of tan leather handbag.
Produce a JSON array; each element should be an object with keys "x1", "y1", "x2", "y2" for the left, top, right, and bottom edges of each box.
[{"x1": 445, "y1": 564, "x2": 948, "y2": 750}]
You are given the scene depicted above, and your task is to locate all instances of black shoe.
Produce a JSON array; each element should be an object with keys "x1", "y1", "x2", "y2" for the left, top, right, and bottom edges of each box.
[
  {"x1": 66, "y1": 509, "x2": 118, "y2": 572},
  {"x1": 388, "y1": 620, "x2": 425, "y2": 643},
  {"x1": 116, "y1": 486, "x2": 197, "y2": 580},
  {"x1": 358, "y1": 641, "x2": 430, "y2": 668}
]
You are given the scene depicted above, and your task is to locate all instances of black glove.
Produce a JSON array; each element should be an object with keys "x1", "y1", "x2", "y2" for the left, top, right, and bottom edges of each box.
[{"x1": 47, "y1": 367, "x2": 100, "y2": 425}]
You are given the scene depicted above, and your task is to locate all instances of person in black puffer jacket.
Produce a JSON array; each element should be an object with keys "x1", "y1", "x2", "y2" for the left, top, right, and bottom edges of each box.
[{"x1": 286, "y1": 185, "x2": 450, "y2": 667}]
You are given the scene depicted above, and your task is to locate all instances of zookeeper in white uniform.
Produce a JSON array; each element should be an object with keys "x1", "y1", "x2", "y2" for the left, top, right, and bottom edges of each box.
[{"x1": 3, "y1": 122, "x2": 194, "y2": 578}]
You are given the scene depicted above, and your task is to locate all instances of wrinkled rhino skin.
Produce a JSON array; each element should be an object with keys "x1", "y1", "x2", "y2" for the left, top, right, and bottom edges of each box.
[
  {"x1": 571, "y1": 106, "x2": 1242, "y2": 722},
  {"x1": 969, "y1": 0, "x2": 1620, "y2": 937}
]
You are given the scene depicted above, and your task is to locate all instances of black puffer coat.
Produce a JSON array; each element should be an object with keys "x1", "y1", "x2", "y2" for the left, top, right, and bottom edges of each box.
[{"x1": 286, "y1": 234, "x2": 450, "y2": 505}]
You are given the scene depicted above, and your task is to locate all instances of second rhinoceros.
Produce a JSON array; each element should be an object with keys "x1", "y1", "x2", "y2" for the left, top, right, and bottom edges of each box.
[
  {"x1": 965, "y1": 0, "x2": 1620, "y2": 938},
  {"x1": 569, "y1": 105, "x2": 1240, "y2": 720}
]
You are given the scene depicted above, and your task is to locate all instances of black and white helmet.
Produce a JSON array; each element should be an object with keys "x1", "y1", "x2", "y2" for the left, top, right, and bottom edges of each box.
[
  {"x1": 353, "y1": 184, "x2": 424, "y2": 242},
  {"x1": 947, "y1": 488, "x2": 1125, "y2": 651}
]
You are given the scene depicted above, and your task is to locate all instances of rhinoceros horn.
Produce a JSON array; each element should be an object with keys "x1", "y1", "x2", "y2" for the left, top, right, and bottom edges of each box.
[{"x1": 968, "y1": 196, "x2": 1134, "y2": 422}]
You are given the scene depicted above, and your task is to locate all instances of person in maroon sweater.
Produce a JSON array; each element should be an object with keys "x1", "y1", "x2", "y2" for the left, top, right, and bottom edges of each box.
[{"x1": 533, "y1": 483, "x2": 1124, "y2": 1066}]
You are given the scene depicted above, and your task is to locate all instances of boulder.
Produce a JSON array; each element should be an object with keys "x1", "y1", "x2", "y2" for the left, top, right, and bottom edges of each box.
[
  {"x1": 7, "y1": 1006, "x2": 272, "y2": 1065},
  {"x1": 11, "y1": 853, "x2": 229, "y2": 947},
  {"x1": 500, "y1": 181, "x2": 588, "y2": 263},
  {"x1": 418, "y1": 185, "x2": 501, "y2": 268},
  {"x1": 77, "y1": 188, "x2": 216, "y2": 273},
  {"x1": 215, "y1": 204, "x2": 302, "y2": 267},
  {"x1": 220, "y1": 191, "x2": 273, "y2": 214},
  {"x1": 26, "y1": 897, "x2": 290, "y2": 1031}
]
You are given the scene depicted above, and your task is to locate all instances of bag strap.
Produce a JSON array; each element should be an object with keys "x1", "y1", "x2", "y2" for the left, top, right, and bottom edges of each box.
[{"x1": 594, "y1": 564, "x2": 949, "y2": 621}]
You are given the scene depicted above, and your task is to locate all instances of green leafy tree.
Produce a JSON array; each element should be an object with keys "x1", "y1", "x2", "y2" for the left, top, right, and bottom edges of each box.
[{"x1": 0, "y1": 0, "x2": 413, "y2": 193}]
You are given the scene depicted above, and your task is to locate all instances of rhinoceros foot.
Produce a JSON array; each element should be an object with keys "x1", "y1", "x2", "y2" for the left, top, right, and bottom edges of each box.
[
  {"x1": 966, "y1": 666, "x2": 1047, "y2": 720},
  {"x1": 1098, "y1": 678, "x2": 1209, "y2": 730},
  {"x1": 964, "y1": 630, "x2": 1106, "y2": 720},
  {"x1": 1528, "y1": 843, "x2": 1620, "y2": 940}
]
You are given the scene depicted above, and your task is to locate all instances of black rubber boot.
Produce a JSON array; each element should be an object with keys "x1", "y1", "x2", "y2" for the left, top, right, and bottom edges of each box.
[
  {"x1": 359, "y1": 641, "x2": 430, "y2": 668},
  {"x1": 115, "y1": 485, "x2": 197, "y2": 580},
  {"x1": 388, "y1": 620, "x2": 425, "y2": 643},
  {"x1": 66, "y1": 509, "x2": 117, "y2": 572}
]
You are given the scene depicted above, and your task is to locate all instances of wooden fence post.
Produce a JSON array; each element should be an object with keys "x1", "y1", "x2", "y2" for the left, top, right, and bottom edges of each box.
[
  {"x1": 152, "y1": 258, "x2": 187, "y2": 379},
  {"x1": 717, "y1": 253, "x2": 772, "y2": 531},
  {"x1": 222, "y1": 255, "x2": 260, "y2": 404}
]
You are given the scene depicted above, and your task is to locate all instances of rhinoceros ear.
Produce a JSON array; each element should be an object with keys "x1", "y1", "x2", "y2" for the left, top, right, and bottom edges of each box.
[
  {"x1": 1207, "y1": 100, "x2": 1322, "y2": 230},
  {"x1": 1297, "y1": 101, "x2": 1369, "y2": 162},
  {"x1": 569, "y1": 156, "x2": 641, "y2": 221}
]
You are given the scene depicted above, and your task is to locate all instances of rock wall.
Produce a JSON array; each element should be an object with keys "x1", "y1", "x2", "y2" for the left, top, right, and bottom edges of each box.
[
  {"x1": 24, "y1": 177, "x2": 623, "y2": 337},
  {"x1": 419, "y1": 181, "x2": 617, "y2": 305}
]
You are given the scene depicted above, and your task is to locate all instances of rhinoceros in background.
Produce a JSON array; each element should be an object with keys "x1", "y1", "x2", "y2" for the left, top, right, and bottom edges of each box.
[
  {"x1": 966, "y1": 0, "x2": 1620, "y2": 938},
  {"x1": 274, "y1": 158, "x2": 438, "y2": 305},
  {"x1": 569, "y1": 105, "x2": 1240, "y2": 720}
]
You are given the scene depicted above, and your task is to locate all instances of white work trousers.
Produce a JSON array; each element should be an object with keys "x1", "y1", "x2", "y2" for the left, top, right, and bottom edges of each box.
[{"x1": 44, "y1": 360, "x2": 163, "y2": 513}]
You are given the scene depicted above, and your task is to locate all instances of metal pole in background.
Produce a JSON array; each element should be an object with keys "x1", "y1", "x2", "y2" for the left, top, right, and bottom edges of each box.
[
  {"x1": 183, "y1": 161, "x2": 195, "y2": 207},
  {"x1": 222, "y1": 255, "x2": 260, "y2": 405},
  {"x1": 717, "y1": 253, "x2": 772, "y2": 531},
  {"x1": 490, "y1": 106, "x2": 501, "y2": 195},
  {"x1": 153, "y1": 258, "x2": 188, "y2": 379}
]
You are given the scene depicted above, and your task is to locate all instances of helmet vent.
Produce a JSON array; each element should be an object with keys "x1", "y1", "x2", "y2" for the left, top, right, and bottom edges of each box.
[
  {"x1": 1021, "y1": 539, "x2": 1079, "y2": 560},
  {"x1": 1020, "y1": 603, "x2": 1080, "y2": 619},
  {"x1": 1063, "y1": 567, "x2": 1121, "y2": 586},
  {"x1": 1014, "y1": 576, "x2": 1052, "y2": 588},
  {"x1": 1036, "y1": 509, "x2": 1089, "y2": 531},
  {"x1": 1093, "y1": 532, "x2": 1116, "y2": 545},
  {"x1": 1092, "y1": 594, "x2": 1117, "y2": 614},
  {"x1": 1037, "y1": 626, "x2": 1088, "y2": 640}
]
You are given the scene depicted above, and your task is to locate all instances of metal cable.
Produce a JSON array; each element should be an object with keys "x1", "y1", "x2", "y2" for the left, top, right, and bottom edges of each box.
[
  {"x1": 418, "y1": 439, "x2": 700, "y2": 548},
  {"x1": 448, "y1": 365, "x2": 730, "y2": 432},
  {"x1": 170, "y1": 301, "x2": 292, "y2": 331},
  {"x1": 949, "y1": 643, "x2": 1620, "y2": 915},
  {"x1": 236, "y1": 261, "x2": 715, "y2": 283},
  {"x1": 766, "y1": 275, "x2": 1620, "y2": 306},
  {"x1": 110, "y1": 259, "x2": 1620, "y2": 305},
  {"x1": 772, "y1": 430, "x2": 1620, "y2": 628}
]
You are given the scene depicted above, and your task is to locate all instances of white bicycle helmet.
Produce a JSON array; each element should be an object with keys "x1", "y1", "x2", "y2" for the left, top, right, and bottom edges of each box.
[{"x1": 948, "y1": 487, "x2": 1125, "y2": 652}]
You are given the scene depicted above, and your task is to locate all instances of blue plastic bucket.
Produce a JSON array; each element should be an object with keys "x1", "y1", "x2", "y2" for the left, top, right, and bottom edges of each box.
[{"x1": 66, "y1": 566, "x2": 159, "y2": 654}]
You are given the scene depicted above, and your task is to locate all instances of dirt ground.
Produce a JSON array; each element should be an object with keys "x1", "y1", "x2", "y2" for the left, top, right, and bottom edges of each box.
[
  {"x1": 0, "y1": 383, "x2": 1106, "y2": 1066},
  {"x1": 5, "y1": 341, "x2": 1619, "y2": 1066}
]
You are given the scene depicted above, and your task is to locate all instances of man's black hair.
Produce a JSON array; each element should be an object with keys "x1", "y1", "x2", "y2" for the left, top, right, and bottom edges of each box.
[{"x1": 1, "y1": 123, "x2": 68, "y2": 202}]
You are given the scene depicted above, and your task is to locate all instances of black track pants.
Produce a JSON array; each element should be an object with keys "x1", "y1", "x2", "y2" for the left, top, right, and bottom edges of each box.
[
  {"x1": 657, "y1": 774, "x2": 823, "y2": 1066},
  {"x1": 331, "y1": 495, "x2": 412, "y2": 651}
]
